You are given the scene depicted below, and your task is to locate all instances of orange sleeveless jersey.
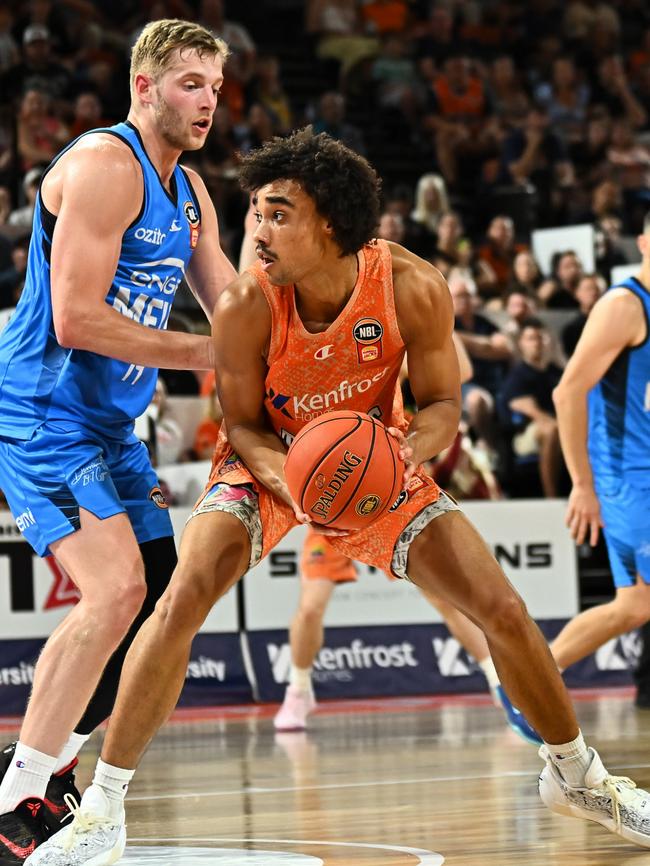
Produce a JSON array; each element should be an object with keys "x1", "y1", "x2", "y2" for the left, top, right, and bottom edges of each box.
[{"x1": 203, "y1": 239, "x2": 442, "y2": 576}]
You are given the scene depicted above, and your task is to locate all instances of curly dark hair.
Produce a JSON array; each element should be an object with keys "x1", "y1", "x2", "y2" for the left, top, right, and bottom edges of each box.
[{"x1": 238, "y1": 127, "x2": 381, "y2": 256}]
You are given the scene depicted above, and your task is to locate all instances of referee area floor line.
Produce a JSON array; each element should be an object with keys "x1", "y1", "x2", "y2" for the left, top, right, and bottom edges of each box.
[{"x1": 0, "y1": 686, "x2": 637, "y2": 731}]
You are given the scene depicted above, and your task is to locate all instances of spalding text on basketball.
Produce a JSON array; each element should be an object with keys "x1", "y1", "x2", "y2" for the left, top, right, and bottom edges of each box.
[{"x1": 311, "y1": 451, "x2": 364, "y2": 519}]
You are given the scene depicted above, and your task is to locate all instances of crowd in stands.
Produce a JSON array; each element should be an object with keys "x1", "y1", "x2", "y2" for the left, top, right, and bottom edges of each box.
[{"x1": 0, "y1": 0, "x2": 649, "y2": 502}]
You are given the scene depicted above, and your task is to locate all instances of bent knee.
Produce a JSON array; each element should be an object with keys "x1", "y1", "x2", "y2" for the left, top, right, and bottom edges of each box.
[
  {"x1": 156, "y1": 551, "x2": 247, "y2": 633},
  {"x1": 481, "y1": 591, "x2": 529, "y2": 636}
]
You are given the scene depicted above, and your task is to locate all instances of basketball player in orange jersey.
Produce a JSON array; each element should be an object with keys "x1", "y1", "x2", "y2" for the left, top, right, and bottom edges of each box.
[{"x1": 41, "y1": 129, "x2": 650, "y2": 861}]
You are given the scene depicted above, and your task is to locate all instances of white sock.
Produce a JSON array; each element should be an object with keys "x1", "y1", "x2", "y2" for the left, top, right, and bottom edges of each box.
[
  {"x1": 53, "y1": 731, "x2": 90, "y2": 774},
  {"x1": 289, "y1": 665, "x2": 313, "y2": 693},
  {"x1": 546, "y1": 729, "x2": 592, "y2": 787},
  {"x1": 478, "y1": 657, "x2": 501, "y2": 691},
  {"x1": 0, "y1": 743, "x2": 57, "y2": 814},
  {"x1": 92, "y1": 759, "x2": 134, "y2": 819}
]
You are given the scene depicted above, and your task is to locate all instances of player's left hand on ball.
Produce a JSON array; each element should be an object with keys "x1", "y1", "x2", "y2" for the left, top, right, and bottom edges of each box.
[
  {"x1": 291, "y1": 502, "x2": 349, "y2": 536},
  {"x1": 387, "y1": 426, "x2": 417, "y2": 486}
]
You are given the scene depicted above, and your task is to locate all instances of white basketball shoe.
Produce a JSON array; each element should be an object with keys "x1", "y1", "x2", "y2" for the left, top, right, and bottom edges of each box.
[
  {"x1": 274, "y1": 686, "x2": 317, "y2": 732},
  {"x1": 539, "y1": 745, "x2": 650, "y2": 847},
  {"x1": 25, "y1": 784, "x2": 126, "y2": 865}
]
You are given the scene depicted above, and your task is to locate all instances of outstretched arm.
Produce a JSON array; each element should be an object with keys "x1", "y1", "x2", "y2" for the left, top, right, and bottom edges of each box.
[{"x1": 553, "y1": 288, "x2": 644, "y2": 545}]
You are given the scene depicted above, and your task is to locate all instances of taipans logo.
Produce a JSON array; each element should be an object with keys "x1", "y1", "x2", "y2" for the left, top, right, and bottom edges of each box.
[
  {"x1": 353, "y1": 317, "x2": 383, "y2": 364},
  {"x1": 355, "y1": 494, "x2": 381, "y2": 516},
  {"x1": 184, "y1": 200, "x2": 201, "y2": 249},
  {"x1": 314, "y1": 344, "x2": 335, "y2": 360},
  {"x1": 148, "y1": 486, "x2": 168, "y2": 509}
]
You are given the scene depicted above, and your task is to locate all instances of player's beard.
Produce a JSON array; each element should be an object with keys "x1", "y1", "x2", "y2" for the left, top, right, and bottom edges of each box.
[{"x1": 155, "y1": 96, "x2": 195, "y2": 151}]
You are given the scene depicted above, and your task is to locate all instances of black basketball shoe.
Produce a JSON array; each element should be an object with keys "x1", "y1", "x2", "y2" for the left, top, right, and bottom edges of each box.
[
  {"x1": 0, "y1": 798, "x2": 57, "y2": 865},
  {"x1": 0, "y1": 743, "x2": 80, "y2": 831}
]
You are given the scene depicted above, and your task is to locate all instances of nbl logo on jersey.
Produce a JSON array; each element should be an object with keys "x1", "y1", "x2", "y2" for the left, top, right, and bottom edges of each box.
[
  {"x1": 353, "y1": 318, "x2": 383, "y2": 364},
  {"x1": 183, "y1": 200, "x2": 200, "y2": 249}
]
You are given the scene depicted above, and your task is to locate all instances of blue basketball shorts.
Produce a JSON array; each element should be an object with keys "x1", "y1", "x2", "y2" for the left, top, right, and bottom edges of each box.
[
  {"x1": 598, "y1": 481, "x2": 650, "y2": 588},
  {"x1": 0, "y1": 420, "x2": 173, "y2": 556}
]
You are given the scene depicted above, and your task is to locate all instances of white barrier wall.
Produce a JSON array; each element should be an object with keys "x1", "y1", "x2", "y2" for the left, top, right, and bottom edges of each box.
[{"x1": 243, "y1": 498, "x2": 579, "y2": 629}]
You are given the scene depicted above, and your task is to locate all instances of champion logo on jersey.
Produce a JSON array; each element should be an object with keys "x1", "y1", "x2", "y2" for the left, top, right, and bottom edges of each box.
[{"x1": 314, "y1": 344, "x2": 335, "y2": 360}]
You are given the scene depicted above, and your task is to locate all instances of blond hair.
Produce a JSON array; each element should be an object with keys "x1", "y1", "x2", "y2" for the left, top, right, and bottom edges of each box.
[{"x1": 130, "y1": 19, "x2": 229, "y2": 91}]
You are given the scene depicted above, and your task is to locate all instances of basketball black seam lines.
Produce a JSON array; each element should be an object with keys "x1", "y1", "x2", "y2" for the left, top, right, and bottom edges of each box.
[
  {"x1": 298, "y1": 413, "x2": 363, "y2": 514},
  {"x1": 322, "y1": 416, "x2": 377, "y2": 526}
]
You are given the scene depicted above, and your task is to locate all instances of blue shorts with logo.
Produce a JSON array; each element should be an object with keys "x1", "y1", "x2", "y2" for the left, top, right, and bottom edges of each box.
[
  {"x1": 0, "y1": 420, "x2": 173, "y2": 556},
  {"x1": 597, "y1": 480, "x2": 650, "y2": 588}
]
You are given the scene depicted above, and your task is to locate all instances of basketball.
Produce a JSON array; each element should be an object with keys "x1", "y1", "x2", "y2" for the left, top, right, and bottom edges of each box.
[{"x1": 284, "y1": 410, "x2": 404, "y2": 531}]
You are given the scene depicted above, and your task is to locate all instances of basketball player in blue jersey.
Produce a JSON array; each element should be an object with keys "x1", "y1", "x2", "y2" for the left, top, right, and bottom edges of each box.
[
  {"x1": 0, "y1": 19, "x2": 237, "y2": 863},
  {"x1": 550, "y1": 212, "x2": 650, "y2": 681}
]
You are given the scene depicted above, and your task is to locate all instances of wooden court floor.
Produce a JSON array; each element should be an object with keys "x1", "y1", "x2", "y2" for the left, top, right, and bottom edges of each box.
[{"x1": 5, "y1": 687, "x2": 650, "y2": 865}]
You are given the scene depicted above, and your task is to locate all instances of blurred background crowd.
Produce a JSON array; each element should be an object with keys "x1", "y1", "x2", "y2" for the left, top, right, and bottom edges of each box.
[{"x1": 0, "y1": 0, "x2": 649, "y2": 504}]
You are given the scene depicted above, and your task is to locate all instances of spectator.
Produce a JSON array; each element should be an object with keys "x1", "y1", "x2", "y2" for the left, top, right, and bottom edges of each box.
[
  {"x1": 570, "y1": 112, "x2": 611, "y2": 189},
  {"x1": 477, "y1": 215, "x2": 527, "y2": 300},
  {"x1": 0, "y1": 24, "x2": 72, "y2": 109},
  {"x1": 450, "y1": 271, "x2": 513, "y2": 458},
  {"x1": 236, "y1": 102, "x2": 277, "y2": 155},
  {"x1": 508, "y1": 249, "x2": 545, "y2": 298},
  {"x1": 371, "y1": 33, "x2": 422, "y2": 124},
  {"x1": 499, "y1": 317, "x2": 564, "y2": 497},
  {"x1": 498, "y1": 103, "x2": 574, "y2": 226},
  {"x1": 0, "y1": 5, "x2": 18, "y2": 73},
  {"x1": 246, "y1": 54, "x2": 292, "y2": 134},
  {"x1": 8, "y1": 165, "x2": 42, "y2": 229},
  {"x1": 376, "y1": 210, "x2": 405, "y2": 244},
  {"x1": 534, "y1": 56, "x2": 590, "y2": 145},
  {"x1": 410, "y1": 171, "x2": 449, "y2": 236},
  {"x1": 560, "y1": 273, "x2": 605, "y2": 357},
  {"x1": 69, "y1": 91, "x2": 109, "y2": 138},
  {"x1": 312, "y1": 90, "x2": 366, "y2": 155},
  {"x1": 431, "y1": 211, "x2": 497, "y2": 295},
  {"x1": 425, "y1": 54, "x2": 496, "y2": 190},
  {"x1": 0, "y1": 184, "x2": 10, "y2": 225},
  {"x1": 538, "y1": 249, "x2": 583, "y2": 308},
  {"x1": 16, "y1": 87, "x2": 69, "y2": 171},
  {"x1": 382, "y1": 183, "x2": 433, "y2": 258},
  {"x1": 590, "y1": 55, "x2": 647, "y2": 130},
  {"x1": 487, "y1": 54, "x2": 530, "y2": 132},
  {"x1": 501, "y1": 288, "x2": 538, "y2": 348}
]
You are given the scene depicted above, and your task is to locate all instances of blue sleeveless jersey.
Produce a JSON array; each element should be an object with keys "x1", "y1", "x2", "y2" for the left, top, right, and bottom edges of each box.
[
  {"x1": 588, "y1": 276, "x2": 650, "y2": 490},
  {"x1": 0, "y1": 121, "x2": 201, "y2": 441}
]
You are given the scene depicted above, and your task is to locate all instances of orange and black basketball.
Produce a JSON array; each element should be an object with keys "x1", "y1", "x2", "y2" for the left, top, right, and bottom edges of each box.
[{"x1": 284, "y1": 410, "x2": 404, "y2": 531}]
